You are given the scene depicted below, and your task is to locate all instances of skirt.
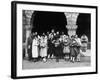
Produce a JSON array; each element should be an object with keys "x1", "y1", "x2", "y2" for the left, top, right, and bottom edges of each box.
[
  {"x1": 63, "y1": 46, "x2": 70, "y2": 53},
  {"x1": 40, "y1": 47, "x2": 47, "y2": 57},
  {"x1": 70, "y1": 46, "x2": 79, "y2": 57}
]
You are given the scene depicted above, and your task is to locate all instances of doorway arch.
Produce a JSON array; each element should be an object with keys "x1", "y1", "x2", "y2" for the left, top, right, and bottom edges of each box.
[{"x1": 30, "y1": 11, "x2": 67, "y2": 35}]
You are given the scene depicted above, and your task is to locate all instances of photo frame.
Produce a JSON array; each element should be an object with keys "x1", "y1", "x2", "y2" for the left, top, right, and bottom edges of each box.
[{"x1": 11, "y1": 1, "x2": 98, "y2": 79}]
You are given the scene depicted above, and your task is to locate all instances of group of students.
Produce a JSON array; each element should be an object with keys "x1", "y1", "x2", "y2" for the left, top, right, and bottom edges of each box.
[{"x1": 26, "y1": 29, "x2": 88, "y2": 63}]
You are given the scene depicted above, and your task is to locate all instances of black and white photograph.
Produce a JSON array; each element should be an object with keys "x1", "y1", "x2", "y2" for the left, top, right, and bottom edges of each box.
[
  {"x1": 11, "y1": 1, "x2": 97, "y2": 79},
  {"x1": 22, "y1": 10, "x2": 91, "y2": 69}
]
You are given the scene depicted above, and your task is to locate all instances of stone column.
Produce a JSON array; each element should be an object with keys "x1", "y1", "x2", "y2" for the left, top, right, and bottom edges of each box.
[
  {"x1": 64, "y1": 12, "x2": 79, "y2": 37},
  {"x1": 24, "y1": 10, "x2": 34, "y2": 57}
]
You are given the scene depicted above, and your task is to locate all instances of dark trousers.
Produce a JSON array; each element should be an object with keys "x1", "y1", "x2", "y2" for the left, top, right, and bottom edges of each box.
[
  {"x1": 47, "y1": 45, "x2": 55, "y2": 57},
  {"x1": 28, "y1": 48, "x2": 32, "y2": 61}
]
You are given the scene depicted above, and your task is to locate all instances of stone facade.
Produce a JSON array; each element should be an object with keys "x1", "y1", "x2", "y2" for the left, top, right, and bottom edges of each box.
[{"x1": 23, "y1": 10, "x2": 34, "y2": 57}]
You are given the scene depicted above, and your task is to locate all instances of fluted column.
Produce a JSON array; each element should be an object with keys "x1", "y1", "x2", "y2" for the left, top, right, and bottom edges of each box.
[
  {"x1": 64, "y1": 12, "x2": 79, "y2": 37},
  {"x1": 23, "y1": 10, "x2": 34, "y2": 57}
]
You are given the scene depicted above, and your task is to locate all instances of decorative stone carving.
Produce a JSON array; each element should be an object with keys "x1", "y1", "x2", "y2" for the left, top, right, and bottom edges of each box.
[
  {"x1": 25, "y1": 10, "x2": 34, "y2": 28},
  {"x1": 64, "y1": 12, "x2": 79, "y2": 37},
  {"x1": 24, "y1": 10, "x2": 34, "y2": 40},
  {"x1": 25, "y1": 10, "x2": 34, "y2": 18}
]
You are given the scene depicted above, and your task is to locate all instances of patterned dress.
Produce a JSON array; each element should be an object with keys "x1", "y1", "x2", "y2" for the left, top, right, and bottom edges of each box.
[
  {"x1": 70, "y1": 40, "x2": 79, "y2": 57},
  {"x1": 63, "y1": 38, "x2": 70, "y2": 54},
  {"x1": 40, "y1": 36, "x2": 47, "y2": 57}
]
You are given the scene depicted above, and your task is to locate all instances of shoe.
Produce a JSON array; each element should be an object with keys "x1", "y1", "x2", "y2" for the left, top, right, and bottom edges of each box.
[{"x1": 43, "y1": 58, "x2": 47, "y2": 62}]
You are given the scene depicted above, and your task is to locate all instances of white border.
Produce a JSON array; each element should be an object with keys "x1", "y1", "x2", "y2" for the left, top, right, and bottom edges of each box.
[{"x1": 17, "y1": 3, "x2": 96, "y2": 77}]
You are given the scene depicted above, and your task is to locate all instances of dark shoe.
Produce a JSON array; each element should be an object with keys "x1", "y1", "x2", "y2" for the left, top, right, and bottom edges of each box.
[{"x1": 70, "y1": 59, "x2": 74, "y2": 63}]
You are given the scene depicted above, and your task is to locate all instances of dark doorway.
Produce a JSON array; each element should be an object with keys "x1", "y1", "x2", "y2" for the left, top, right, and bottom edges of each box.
[
  {"x1": 76, "y1": 13, "x2": 91, "y2": 41},
  {"x1": 31, "y1": 11, "x2": 67, "y2": 35}
]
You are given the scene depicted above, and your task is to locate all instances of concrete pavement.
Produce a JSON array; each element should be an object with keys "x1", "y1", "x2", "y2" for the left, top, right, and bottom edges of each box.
[{"x1": 22, "y1": 56, "x2": 91, "y2": 69}]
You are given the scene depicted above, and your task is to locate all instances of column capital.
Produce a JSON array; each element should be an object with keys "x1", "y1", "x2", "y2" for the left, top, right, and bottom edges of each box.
[
  {"x1": 64, "y1": 12, "x2": 79, "y2": 37},
  {"x1": 24, "y1": 10, "x2": 34, "y2": 29},
  {"x1": 25, "y1": 10, "x2": 34, "y2": 18},
  {"x1": 64, "y1": 12, "x2": 79, "y2": 25}
]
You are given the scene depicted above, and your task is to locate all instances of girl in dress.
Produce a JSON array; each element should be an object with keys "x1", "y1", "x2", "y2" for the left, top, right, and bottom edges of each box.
[
  {"x1": 70, "y1": 35, "x2": 79, "y2": 63},
  {"x1": 32, "y1": 35, "x2": 39, "y2": 62},
  {"x1": 47, "y1": 32, "x2": 55, "y2": 59},
  {"x1": 40, "y1": 35, "x2": 48, "y2": 62}
]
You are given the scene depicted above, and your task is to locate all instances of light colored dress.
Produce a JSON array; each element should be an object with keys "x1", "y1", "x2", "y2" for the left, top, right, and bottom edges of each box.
[
  {"x1": 32, "y1": 38, "x2": 39, "y2": 58},
  {"x1": 40, "y1": 36, "x2": 47, "y2": 57}
]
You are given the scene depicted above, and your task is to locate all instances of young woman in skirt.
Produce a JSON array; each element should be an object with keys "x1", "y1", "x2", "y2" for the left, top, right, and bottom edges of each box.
[
  {"x1": 32, "y1": 35, "x2": 39, "y2": 62},
  {"x1": 70, "y1": 35, "x2": 79, "y2": 63},
  {"x1": 40, "y1": 35, "x2": 48, "y2": 62}
]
